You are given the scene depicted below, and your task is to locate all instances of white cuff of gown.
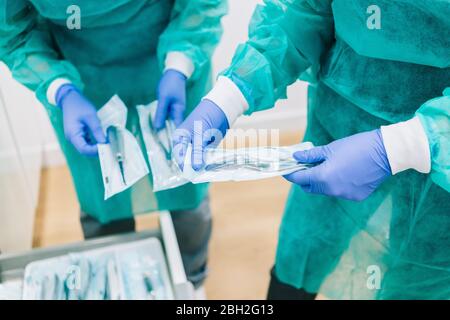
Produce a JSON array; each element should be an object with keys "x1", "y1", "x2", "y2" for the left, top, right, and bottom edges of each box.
[
  {"x1": 47, "y1": 78, "x2": 72, "y2": 106},
  {"x1": 380, "y1": 116, "x2": 431, "y2": 175},
  {"x1": 203, "y1": 76, "x2": 249, "y2": 127},
  {"x1": 164, "y1": 52, "x2": 195, "y2": 79}
]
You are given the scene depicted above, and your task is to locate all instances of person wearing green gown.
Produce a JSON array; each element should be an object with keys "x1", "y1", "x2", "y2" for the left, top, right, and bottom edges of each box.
[
  {"x1": 0, "y1": 0, "x2": 227, "y2": 291},
  {"x1": 175, "y1": 0, "x2": 450, "y2": 299}
]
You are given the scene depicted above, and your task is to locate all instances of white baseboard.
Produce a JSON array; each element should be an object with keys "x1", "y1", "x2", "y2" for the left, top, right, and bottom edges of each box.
[{"x1": 42, "y1": 142, "x2": 66, "y2": 168}]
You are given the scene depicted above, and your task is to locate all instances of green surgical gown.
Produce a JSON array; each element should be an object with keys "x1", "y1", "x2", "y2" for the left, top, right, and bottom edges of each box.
[
  {"x1": 222, "y1": 0, "x2": 450, "y2": 299},
  {"x1": 0, "y1": 0, "x2": 227, "y2": 223}
]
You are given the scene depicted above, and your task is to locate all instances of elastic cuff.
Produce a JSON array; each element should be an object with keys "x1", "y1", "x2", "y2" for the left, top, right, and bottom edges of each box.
[
  {"x1": 164, "y1": 52, "x2": 195, "y2": 79},
  {"x1": 203, "y1": 76, "x2": 249, "y2": 127},
  {"x1": 46, "y1": 78, "x2": 72, "y2": 106},
  {"x1": 380, "y1": 117, "x2": 431, "y2": 174}
]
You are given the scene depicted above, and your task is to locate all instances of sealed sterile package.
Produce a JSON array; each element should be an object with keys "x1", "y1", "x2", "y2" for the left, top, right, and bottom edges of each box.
[
  {"x1": 182, "y1": 142, "x2": 315, "y2": 183},
  {"x1": 137, "y1": 101, "x2": 189, "y2": 192},
  {"x1": 136, "y1": 100, "x2": 314, "y2": 188},
  {"x1": 22, "y1": 256, "x2": 75, "y2": 300},
  {"x1": 22, "y1": 238, "x2": 173, "y2": 300},
  {"x1": 97, "y1": 95, "x2": 149, "y2": 200},
  {"x1": 0, "y1": 280, "x2": 22, "y2": 300},
  {"x1": 115, "y1": 244, "x2": 170, "y2": 300}
]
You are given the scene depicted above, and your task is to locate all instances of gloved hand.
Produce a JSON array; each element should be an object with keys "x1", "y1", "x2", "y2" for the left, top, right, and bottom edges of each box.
[
  {"x1": 173, "y1": 99, "x2": 229, "y2": 170},
  {"x1": 284, "y1": 129, "x2": 392, "y2": 201},
  {"x1": 56, "y1": 84, "x2": 106, "y2": 156},
  {"x1": 154, "y1": 69, "x2": 187, "y2": 130}
]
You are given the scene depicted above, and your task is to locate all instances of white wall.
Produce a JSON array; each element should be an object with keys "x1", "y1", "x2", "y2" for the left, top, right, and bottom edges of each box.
[{"x1": 0, "y1": 64, "x2": 43, "y2": 252}]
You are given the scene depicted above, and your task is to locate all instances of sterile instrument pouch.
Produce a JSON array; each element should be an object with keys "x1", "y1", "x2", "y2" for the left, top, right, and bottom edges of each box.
[
  {"x1": 182, "y1": 142, "x2": 315, "y2": 183},
  {"x1": 137, "y1": 101, "x2": 189, "y2": 192},
  {"x1": 22, "y1": 238, "x2": 173, "y2": 300},
  {"x1": 97, "y1": 95, "x2": 149, "y2": 200}
]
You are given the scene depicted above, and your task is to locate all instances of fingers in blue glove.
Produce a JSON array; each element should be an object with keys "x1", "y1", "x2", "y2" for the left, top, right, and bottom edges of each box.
[
  {"x1": 154, "y1": 98, "x2": 169, "y2": 130},
  {"x1": 173, "y1": 99, "x2": 229, "y2": 171},
  {"x1": 283, "y1": 146, "x2": 327, "y2": 191},
  {"x1": 154, "y1": 70, "x2": 187, "y2": 130},
  {"x1": 67, "y1": 127, "x2": 99, "y2": 157},
  {"x1": 84, "y1": 114, "x2": 107, "y2": 145},
  {"x1": 283, "y1": 130, "x2": 391, "y2": 202},
  {"x1": 292, "y1": 146, "x2": 328, "y2": 164},
  {"x1": 191, "y1": 124, "x2": 226, "y2": 171},
  {"x1": 58, "y1": 85, "x2": 106, "y2": 157},
  {"x1": 283, "y1": 168, "x2": 313, "y2": 191},
  {"x1": 172, "y1": 124, "x2": 209, "y2": 171},
  {"x1": 169, "y1": 102, "x2": 185, "y2": 127},
  {"x1": 154, "y1": 100, "x2": 185, "y2": 130},
  {"x1": 191, "y1": 131, "x2": 205, "y2": 172},
  {"x1": 172, "y1": 129, "x2": 190, "y2": 170},
  {"x1": 65, "y1": 116, "x2": 106, "y2": 157}
]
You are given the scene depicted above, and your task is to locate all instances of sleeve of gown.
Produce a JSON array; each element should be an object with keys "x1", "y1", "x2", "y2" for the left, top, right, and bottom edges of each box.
[
  {"x1": 381, "y1": 87, "x2": 449, "y2": 192},
  {"x1": 157, "y1": 0, "x2": 228, "y2": 80},
  {"x1": 416, "y1": 88, "x2": 450, "y2": 191},
  {"x1": 218, "y1": 0, "x2": 335, "y2": 115}
]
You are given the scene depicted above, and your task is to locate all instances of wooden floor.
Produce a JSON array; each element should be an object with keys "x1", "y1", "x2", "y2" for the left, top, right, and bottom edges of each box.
[{"x1": 33, "y1": 132, "x2": 303, "y2": 299}]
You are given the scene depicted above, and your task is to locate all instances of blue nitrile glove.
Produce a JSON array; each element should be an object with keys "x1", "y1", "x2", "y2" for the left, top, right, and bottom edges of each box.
[
  {"x1": 173, "y1": 99, "x2": 229, "y2": 171},
  {"x1": 56, "y1": 84, "x2": 106, "y2": 156},
  {"x1": 154, "y1": 69, "x2": 187, "y2": 129},
  {"x1": 284, "y1": 129, "x2": 392, "y2": 201}
]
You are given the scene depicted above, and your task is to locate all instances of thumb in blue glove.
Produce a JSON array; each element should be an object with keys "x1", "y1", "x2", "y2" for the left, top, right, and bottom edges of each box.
[
  {"x1": 284, "y1": 129, "x2": 392, "y2": 201},
  {"x1": 56, "y1": 84, "x2": 106, "y2": 156},
  {"x1": 172, "y1": 99, "x2": 229, "y2": 171},
  {"x1": 154, "y1": 69, "x2": 187, "y2": 130}
]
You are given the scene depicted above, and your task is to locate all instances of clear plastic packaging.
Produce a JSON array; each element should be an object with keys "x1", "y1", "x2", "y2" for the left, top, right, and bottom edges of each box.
[
  {"x1": 182, "y1": 142, "x2": 315, "y2": 183},
  {"x1": 97, "y1": 95, "x2": 149, "y2": 200},
  {"x1": 0, "y1": 280, "x2": 22, "y2": 300},
  {"x1": 137, "y1": 100, "x2": 315, "y2": 188},
  {"x1": 137, "y1": 101, "x2": 189, "y2": 192},
  {"x1": 22, "y1": 238, "x2": 173, "y2": 300}
]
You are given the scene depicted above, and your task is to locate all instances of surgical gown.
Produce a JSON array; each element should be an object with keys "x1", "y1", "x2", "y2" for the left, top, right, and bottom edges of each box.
[
  {"x1": 221, "y1": 0, "x2": 450, "y2": 299},
  {"x1": 0, "y1": 0, "x2": 227, "y2": 223}
]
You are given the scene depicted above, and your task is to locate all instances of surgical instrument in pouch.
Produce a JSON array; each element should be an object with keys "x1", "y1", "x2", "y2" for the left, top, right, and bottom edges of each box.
[{"x1": 107, "y1": 126, "x2": 126, "y2": 185}]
